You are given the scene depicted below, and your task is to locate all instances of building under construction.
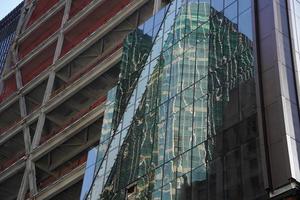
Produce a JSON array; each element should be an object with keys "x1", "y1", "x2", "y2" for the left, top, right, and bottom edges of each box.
[
  {"x1": 0, "y1": 0, "x2": 170, "y2": 199},
  {"x1": 1, "y1": 0, "x2": 300, "y2": 200}
]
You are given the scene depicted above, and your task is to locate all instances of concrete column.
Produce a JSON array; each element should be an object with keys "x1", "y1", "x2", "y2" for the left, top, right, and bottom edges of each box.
[
  {"x1": 12, "y1": 1, "x2": 37, "y2": 198},
  {"x1": 27, "y1": 159, "x2": 38, "y2": 195},
  {"x1": 15, "y1": 1, "x2": 29, "y2": 38},
  {"x1": 20, "y1": 2, "x2": 35, "y2": 34},
  {"x1": 254, "y1": 0, "x2": 300, "y2": 198},
  {"x1": 32, "y1": 113, "x2": 46, "y2": 149},
  {"x1": 18, "y1": 0, "x2": 73, "y2": 197},
  {"x1": 17, "y1": 170, "x2": 29, "y2": 200},
  {"x1": 53, "y1": 0, "x2": 72, "y2": 62},
  {"x1": 29, "y1": 1, "x2": 73, "y2": 196},
  {"x1": 32, "y1": 0, "x2": 72, "y2": 149},
  {"x1": 23, "y1": 126, "x2": 31, "y2": 154}
]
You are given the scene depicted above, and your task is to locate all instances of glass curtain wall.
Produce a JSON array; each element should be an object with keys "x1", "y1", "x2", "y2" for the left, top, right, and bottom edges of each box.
[
  {"x1": 0, "y1": 3, "x2": 22, "y2": 75},
  {"x1": 82, "y1": 0, "x2": 268, "y2": 199}
]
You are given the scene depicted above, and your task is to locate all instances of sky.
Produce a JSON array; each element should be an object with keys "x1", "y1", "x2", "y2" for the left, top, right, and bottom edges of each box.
[{"x1": 0, "y1": 0, "x2": 23, "y2": 20}]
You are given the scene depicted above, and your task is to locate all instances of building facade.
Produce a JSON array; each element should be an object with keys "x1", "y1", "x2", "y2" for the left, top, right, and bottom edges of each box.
[{"x1": 0, "y1": 0, "x2": 299, "y2": 200}]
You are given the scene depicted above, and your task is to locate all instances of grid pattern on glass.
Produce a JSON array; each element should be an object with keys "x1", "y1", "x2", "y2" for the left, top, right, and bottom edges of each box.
[
  {"x1": 83, "y1": 87, "x2": 118, "y2": 200},
  {"x1": 0, "y1": 31, "x2": 15, "y2": 74},
  {"x1": 84, "y1": 0, "x2": 267, "y2": 199},
  {"x1": 83, "y1": 6, "x2": 171, "y2": 199},
  {"x1": 0, "y1": 8, "x2": 21, "y2": 75}
]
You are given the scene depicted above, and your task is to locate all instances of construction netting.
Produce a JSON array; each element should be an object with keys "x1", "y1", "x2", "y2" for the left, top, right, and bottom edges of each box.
[
  {"x1": 21, "y1": 41, "x2": 56, "y2": 85},
  {"x1": 69, "y1": 0, "x2": 93, "y2": 19},
  {"x1": 18, "y1": 8, "x2": 63, "y2": 59},
  {"x1": 0, "y1": 74, "x2": 17, "y2": 103},
  {"x1": 60, "y1": 0, "x2": 132, "y2": 57},
  {"x1": 26, "y1": 0, "x2": 60, "y2": 29}
]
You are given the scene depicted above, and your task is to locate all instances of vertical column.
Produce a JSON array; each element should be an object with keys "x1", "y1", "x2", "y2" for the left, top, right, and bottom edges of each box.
[
  {"x1": 32, "y1": 0, "x2": 72, "y2": 149},
  {"x1": 20, "y1": 1, "x2": 35, "y2": 33},
  {"x1": 25, "y1": 0, "x2": 72, "y2": 197},
  {"x1": 254, "y1": 0, "x2": 300, "y2": 198},
  {"x1": 17, "y1": 171, "x2": 29, "y2": 200},
  {"x1": 10, "y1": 1, "x2": 38, "y2": 199}
]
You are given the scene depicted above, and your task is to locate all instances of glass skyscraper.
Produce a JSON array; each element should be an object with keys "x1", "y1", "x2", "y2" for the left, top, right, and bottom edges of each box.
[
  {"x1": 81, "y1": 0, "x2": 269, "y2": 199},
  {"x1": 1, "y1": 0, "x2": 300, "y2": 199}
]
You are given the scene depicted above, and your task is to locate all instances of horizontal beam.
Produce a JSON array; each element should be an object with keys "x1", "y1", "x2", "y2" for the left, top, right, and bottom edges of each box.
[
  {"x1": 49, "y1": 135, "x2": 99, "y2": 171},
  {"x1": 0, "y1": 0, "x2": 145, "y2": 87},
  {"x1": 0, "y1": 122, "x2": 24, "y2": 145},
  {"x1": 0, "y1": 48, "x2": 121, "y2": 140},
  {"x1": 0, "y1": 158, "x2": 26, "y2": 183},
  {"x1": 17, "y1": 33, "x2": 58, "y2": 69},
  {"x1": 31, "y1": 104, "x2": 105, "y2": 161},
  {"x1": 0, "y1": 93, "x2": 19, "y2": 112},
  {"x1": 18, "y1": 1, "x2": 65, "y2": 42},
  {"x1": 45, "y1": 48, "x2": 121, "y2": 112},
  {"x1": 34, "y1": 162, "x2": 85, "y2": 200}
]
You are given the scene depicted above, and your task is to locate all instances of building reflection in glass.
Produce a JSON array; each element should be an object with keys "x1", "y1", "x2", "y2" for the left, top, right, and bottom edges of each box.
[{"x1": 83, "y1": 0, "x2": 268, "y2": 199}]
